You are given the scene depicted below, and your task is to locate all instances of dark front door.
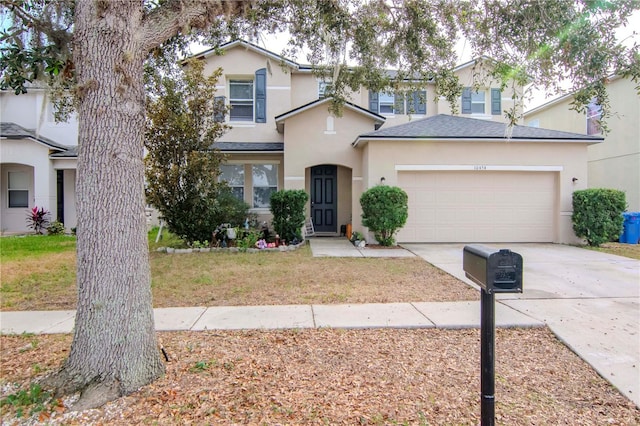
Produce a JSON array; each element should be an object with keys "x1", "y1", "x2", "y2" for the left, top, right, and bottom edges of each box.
[{"x1": 311, "y1": 165, "x2": 337, "y2": 233}]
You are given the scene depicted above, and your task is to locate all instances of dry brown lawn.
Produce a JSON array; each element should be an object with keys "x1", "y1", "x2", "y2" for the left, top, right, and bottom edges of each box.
[
  {"x1": 2, "y1": 239, "x2": 639, "y2": 424},
  {"x1": 1, "y1": 329, "x2": 639, "y2": 425},
  {"x1": 1, "y1": 245, "x2": 478, "y2": 311}
]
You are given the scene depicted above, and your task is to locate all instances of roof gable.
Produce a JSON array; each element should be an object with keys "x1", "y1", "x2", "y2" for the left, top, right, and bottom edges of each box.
[
  {"x1": 191, "y1": 39, "x2": 300, "y2": 70},
  {"x1": 274, "y1": 97, "x2": 385, "y2": 133},
  {"x1": 354, "y1": 114, "x2": 603, "y2": 146},
  {"x1": 1, "y1": 122, "x2": 76, "y2": 156}
]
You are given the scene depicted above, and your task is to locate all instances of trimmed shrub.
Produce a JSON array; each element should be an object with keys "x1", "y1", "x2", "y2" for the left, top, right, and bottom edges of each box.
[
  {"x1": 360, "y1": 185, "x2": 408, "y2": 246},
  {"x1": 46, "y1": 221, "x2": 66, "y2": 235},
  {"x1": 270, "y1": 189, "x2": 309, "y2": 242},
  {"x1": 572, "y1": 188, "x2": 626, "y2": 246}
]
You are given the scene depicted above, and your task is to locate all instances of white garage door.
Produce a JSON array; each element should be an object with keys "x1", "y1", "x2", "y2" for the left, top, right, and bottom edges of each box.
[{"x1": 397, "y1": 171, "x2": 556, "y2": 243}]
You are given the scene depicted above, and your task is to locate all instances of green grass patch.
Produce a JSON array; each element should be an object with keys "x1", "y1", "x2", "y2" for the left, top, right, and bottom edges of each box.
[
  {"x1": 148, "y1": 226, "x2": 188, "y2": 251},
  {"x1": 0, "y1": 235, "x2": 76, "y2": 261},
  {"x1": 0, "y1": 383, "x2": 52, "y2": 419}
]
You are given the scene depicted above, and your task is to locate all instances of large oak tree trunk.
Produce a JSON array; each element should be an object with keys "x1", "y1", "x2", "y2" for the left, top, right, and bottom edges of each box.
[{"x1": 44, "y1": 0, "x2": 164, "y2": 410}]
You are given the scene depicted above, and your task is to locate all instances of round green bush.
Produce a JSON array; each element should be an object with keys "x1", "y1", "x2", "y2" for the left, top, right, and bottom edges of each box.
[{"x1": 360, "y1": 185, "x2": 408, "y2": 246}]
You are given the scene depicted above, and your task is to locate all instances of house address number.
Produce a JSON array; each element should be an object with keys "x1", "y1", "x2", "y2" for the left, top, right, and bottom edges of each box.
[{"x1": 474, "y1": 165, "x2": 487, "y2": 170}]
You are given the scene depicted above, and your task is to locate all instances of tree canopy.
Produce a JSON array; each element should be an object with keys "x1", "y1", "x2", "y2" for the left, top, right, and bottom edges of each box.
[
  {"x1": 3, "y1": 1, "x2": 639, "y2": 123},
  {"x1": 1, "y1": 0, "x2": 638, "y2": 411}
]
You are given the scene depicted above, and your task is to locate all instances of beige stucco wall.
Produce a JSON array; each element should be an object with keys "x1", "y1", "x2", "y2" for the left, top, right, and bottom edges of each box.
[
  {"x1": 525, "y1": 78, "x2": 640, "y2": 210},
  {"x1": 222, "y1": 153, "x2": 284, "y2": 226},
  {"x1": 203, "y1": 46, "x2": 291, "y2": 143},
  {"x1": 0, "y1": 90, "x2": 79, "y2": 145},
  {"x1": 281, "y1": 104, "x2": 379, "y2": 234},
  {"x1": 358, "y1": 139, "x2": 593, "y2": 244},
  {"x1": 1, "y1": 139, "x2": 57, "y2": 233}
]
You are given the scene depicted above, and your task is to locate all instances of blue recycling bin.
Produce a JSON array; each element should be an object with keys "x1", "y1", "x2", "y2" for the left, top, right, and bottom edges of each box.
[{"x1": 619, "y1": 212, "x2": 640, "y2": 244}]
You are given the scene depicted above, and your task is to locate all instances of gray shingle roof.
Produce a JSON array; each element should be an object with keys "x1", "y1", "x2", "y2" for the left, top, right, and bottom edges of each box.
[
  {"x1": 212, "y1": 142, "x2": 284, "y2": 152},
  {"x1": 1, "y1": 122, "x2": 77, "y2": 156},
  {"x1": 356, "y1": 114, "x2": 603, "y2": 142}
]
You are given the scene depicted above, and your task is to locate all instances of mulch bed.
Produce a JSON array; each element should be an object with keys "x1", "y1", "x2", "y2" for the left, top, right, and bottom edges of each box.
[{"x1": 1, "y1": 328, "x2": 639, "y2": 425}]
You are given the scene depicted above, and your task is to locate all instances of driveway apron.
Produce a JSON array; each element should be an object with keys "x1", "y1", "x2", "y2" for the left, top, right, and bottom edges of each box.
[{"x1": 404, "y1": 243, "x2": 640, "y2": 408}]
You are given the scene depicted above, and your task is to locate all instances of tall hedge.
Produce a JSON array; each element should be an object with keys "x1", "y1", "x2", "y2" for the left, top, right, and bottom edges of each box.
[
  {"x1": 360, "y1": 185, "x2": 409, "y2": 246},
  {"x1": 572, "y1": 188, "x2": 626, "y2": 246},
  {"x1": 270, "y1": 189, "x2": 309, "y2": 242}
]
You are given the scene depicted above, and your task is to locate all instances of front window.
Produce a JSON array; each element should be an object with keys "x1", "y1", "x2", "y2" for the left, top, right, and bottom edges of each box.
[
  {"x1": 252, "y1": 164, "x2": 278, "y2": 208},
  {"x1": 586, "y1": 99, "x2": 602, "y2": 135},
  {"x1": 8, "y1": 171, "x2": 29, "y2": 208},
  {"x1": 229, "y1": 79, "x2": 254, "y2": 121},
  {"x1": 379, "y1": 92, "x2": 395, "y2": 114},
  {"x1": 318, "y1": 81, "x2": 333, "y2": 99},
  {"x1": 471, "y1": 90, "x2": 486, "y2": 114},
  {"x1": 219, "y1": 164, "x2": 245, "y2": 201}
]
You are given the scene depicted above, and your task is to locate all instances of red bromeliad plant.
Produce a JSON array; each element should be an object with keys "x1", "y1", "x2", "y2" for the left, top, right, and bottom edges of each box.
[{"x1": 26, "y1": 206, "x2": 50, "y2": 235}]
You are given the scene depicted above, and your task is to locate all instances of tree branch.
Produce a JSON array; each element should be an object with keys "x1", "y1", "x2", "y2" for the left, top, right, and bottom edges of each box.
[
  {"x1": 140, "y1": 0, "x2": 253, "y2": 53},
  {"x1": 0, "y1": 0, "x2": 74, "y2": 49}
]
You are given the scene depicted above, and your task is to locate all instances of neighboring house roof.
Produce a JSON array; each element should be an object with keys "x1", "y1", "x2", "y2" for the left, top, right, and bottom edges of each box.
[
  {"x1": 212, "y1": 142, "x2": 284, "y2": 153},
  {"x1": 524, "y1": 75, "x2": 624, "y2": 116},
  {"x1": 0, "y1": 122, "x2": 77, "y2": 157},
  {"x1": 353, "y1": 114, "x2": 603, "y2": 146},
  {"x1": 274, "y1": 97, "x2": 386, "y2": 133}
]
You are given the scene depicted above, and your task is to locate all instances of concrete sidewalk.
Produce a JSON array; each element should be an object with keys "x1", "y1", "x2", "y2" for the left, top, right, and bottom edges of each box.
[
  {"x1": 0, "y1": 301, "x2": 543, "y2": 335},
  {"x1": 404, "y1": 243, "x2": 640, "y2": 408},
  {"x1": 308, "y1": 237, "x2": 416, "y2": 258}
]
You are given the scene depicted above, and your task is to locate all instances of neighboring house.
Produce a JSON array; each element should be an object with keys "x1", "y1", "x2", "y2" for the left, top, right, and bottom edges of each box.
[
  {"x1": 524, "y1": 76, "x2": 640, "y2": 211},
  {"x1": 199, "y1": 39, "x2": 600, "y2": 244},
  {"x1": 1, "y1": 39, "x2": 603, "y2": 243},
  {"x1": 0, "y1": 88, "x2": 78, "y2": 234}
]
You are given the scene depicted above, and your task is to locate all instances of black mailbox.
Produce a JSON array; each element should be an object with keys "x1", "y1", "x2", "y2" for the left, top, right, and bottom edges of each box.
[{"x1": 463, "y1": 245, "x2": 523, "y2": 294}]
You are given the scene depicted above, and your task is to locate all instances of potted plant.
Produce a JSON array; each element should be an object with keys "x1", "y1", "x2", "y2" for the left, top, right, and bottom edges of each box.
[{"x1": 350, "y1": 231, "x2": 366, "y2": 248}]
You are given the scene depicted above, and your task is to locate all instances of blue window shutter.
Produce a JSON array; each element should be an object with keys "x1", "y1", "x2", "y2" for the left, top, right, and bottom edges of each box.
[
  {"x1": 491, "y1": 88, "x2": 501, "y2": 115},
  {"x1": 214, "y1": 96, "x2": 226, "y2": 122},
  {"x1": 413, "y1": 90, "x2": 426, "y2": 114},
  {"x1": 369, "y1": 90, "x2": 379, "y2": 113},
  {"x1": 255, "y1": 68, "x2": 267, "y2": 123},
  {"x1": 394, "y1": 92, "x2": 405, "y2": 114},
  {"x1": 462, "y1": 87, "x2": 472, "y2": 114}
]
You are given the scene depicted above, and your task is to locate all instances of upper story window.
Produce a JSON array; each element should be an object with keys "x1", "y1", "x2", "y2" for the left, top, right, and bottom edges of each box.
[
  {"x1": 252, "y1": 164, "x2": 278, "y2": 209},
  {"x1": 527, "y1": 119, "x2": 540, "y2": 128},
  {"x1": 219, "y1": 68, "x2": 267, "y2": 124},
  {"x1": 219, "y1": 164, "x2": 245, "y2": 201},
  {"x1": 378, "y1": 92, "x2": 395, "y2": 114},
  {"x1": 462, "y1": 87, "x2": 502, "y2": 115},
  {"x1": 369, "y1": 90, "x2": 426, "y2": 115},
  {"x1": 586, "y1": 99, "x2": 602, "y2": 135},
  {"x1": 8, "y1": 171, "x2": 29, "y2": 208},
  {"x1": 229, "y1": 79, "x2": 254, "y2": 122},
  {"x1": 318, "y1": 81, "x2": 333, "y2": 99},
  {"x1": 471, "y1": 90, "x2": 486, "y2": 114}
]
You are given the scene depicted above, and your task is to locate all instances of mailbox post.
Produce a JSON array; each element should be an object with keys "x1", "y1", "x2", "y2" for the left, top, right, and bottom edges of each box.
[{"x1": 463, "y1": 245, "x2": 523, "y2": 426}]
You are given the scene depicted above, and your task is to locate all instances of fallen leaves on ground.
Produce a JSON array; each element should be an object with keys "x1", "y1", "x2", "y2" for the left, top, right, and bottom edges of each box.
[{"x1": 1, "y1": 328, "x2": 638, "y2": 425}]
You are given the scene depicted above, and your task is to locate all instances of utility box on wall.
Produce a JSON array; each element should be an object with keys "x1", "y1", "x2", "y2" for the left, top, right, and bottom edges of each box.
[{"x1": 463, "y1": 245, "x2": 523, "y2": 294}]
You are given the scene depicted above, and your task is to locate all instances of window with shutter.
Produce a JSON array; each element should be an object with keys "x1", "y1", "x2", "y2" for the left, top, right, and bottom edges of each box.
[
  {"x1": 462, "y1": 87, "x2": 472, "y2": 114},
  {"x1": 368, "y1": 91, "x2": 379, "y2": 113},
  {"x1": 213, "y1": 96, "x2": 226, "y2": 122},
  {"x1": 255, "y1": 68, "x2": 266, "y2": 123},
  {"x1": 229, "y1": 79, "x2": 254, "y2": 121},
  {"x1": 491, "y1": 88, "x2": 501, "y2": 115}
]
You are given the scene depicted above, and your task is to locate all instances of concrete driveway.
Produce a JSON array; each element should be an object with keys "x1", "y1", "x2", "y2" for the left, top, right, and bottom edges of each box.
[{"x1": 403, "y1": 243, "x2": 640, "y2": 407}]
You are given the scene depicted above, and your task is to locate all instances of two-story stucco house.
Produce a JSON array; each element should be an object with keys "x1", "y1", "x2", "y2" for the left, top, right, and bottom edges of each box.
[
  {"x1": 524, "y1": 76, "x2": 640, "y2": 212},
  {"x1": 197, "y1": 39, "x2": 601, "y2": 244},
  {"x1": 0, "y1": 88, "x2": 78, "y2": 234},
  {"x1": 1, "y1": 39, "x2": 603, "y2": 243}
]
